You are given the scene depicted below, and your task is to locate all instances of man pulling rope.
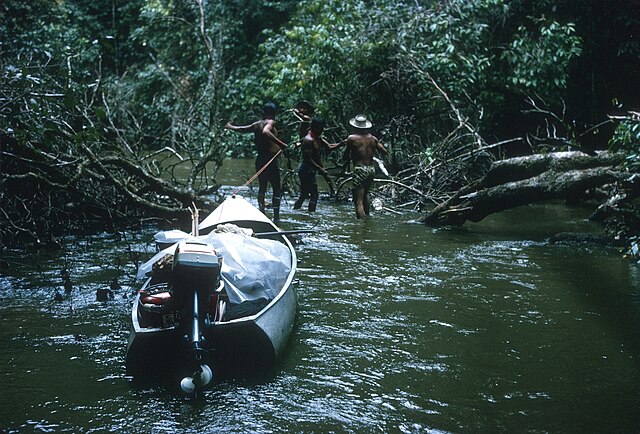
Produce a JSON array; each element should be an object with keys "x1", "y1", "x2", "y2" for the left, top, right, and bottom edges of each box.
[{"x1": 225, "y1": 102, "x2": 288, "y2": 223}]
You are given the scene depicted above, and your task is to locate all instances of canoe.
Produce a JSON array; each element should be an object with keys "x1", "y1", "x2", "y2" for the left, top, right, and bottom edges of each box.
[{"x1": 125, "y1": 195, "x2": 297, "y2": 392}]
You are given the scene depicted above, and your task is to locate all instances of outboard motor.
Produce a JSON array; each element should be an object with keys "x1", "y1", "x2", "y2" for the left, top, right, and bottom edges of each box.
[{"x1": 171, "y1": 240, "x2": 222, "y2": 393}]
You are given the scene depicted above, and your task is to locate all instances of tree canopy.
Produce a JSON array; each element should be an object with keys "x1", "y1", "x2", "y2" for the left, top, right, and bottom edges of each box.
[{"x1": 1, "y1": 0, "x2": 639, "y2": 247}]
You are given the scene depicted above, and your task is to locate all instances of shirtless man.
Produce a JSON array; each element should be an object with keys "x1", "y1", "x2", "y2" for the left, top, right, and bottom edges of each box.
[
  {"x1": 292, "y1": 101, "x2": 337, "y2": 195},
  {"x1": 294, "y1": 117, "x2": 329, "y2": 212},
  {"x1": 343, "y1": 114, "x2": 387, "y2": 219},
  {"x1": 225, "y1": 102, "x2": 288, "y2": 222}
]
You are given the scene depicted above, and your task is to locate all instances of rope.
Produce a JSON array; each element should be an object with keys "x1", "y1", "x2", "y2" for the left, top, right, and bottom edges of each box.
[{"x1": 232, "y1": 149, "x2": 283, "y2": 196}]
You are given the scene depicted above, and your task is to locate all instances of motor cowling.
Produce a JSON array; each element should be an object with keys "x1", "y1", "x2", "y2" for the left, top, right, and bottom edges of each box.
[
  {"x1": 171, "y1": 240, "x2": 221, "y2": 310},
  {"x1": 171, "y1": 240, "x2": 222, "y2": 384}
]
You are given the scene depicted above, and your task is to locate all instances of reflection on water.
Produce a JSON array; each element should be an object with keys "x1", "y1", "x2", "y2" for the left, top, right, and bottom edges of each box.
[{"x1": 1, "y1": 159, "x2": 640, "y2": 432}]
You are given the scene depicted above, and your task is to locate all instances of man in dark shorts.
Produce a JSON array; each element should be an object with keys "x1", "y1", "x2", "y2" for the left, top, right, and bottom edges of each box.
[
  {"x1": 225, "y1": 102, "x2": 288, "y2": 222},
  {"x1": 294, "y1": 117, "x2": 330, "y2": 212},
  {"x1": 292, "y1": 101, "x2": 337, "y2": 195},
  {"x1": 343, "y1": 114, "x2": 387, "y2": 219}
]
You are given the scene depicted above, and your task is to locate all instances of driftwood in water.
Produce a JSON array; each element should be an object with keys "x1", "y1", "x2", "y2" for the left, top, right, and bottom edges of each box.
[{"x1": 423, "y1": 151, "x2": 627, "y2": 226}]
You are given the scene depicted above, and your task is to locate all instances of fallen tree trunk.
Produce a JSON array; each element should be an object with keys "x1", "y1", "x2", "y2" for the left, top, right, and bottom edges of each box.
[
  {"x1": 482, "y1": 151, "x2": 625, "y2": 187},
  {"x1": 0, "y1": 132, "x2": 218, "y2": 247},
  {"x1": 423, "y1": 151, "x2": 627, "y2": 226}
]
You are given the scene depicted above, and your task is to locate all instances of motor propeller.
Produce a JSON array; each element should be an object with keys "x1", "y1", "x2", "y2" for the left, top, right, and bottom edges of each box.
[{"x1": 180, "y1": 364, "x2": 213, "y2": 394}]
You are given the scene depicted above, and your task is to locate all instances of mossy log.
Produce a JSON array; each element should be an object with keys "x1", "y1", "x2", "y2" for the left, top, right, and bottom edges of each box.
[{"x1": 423, "y1": 151, "x2": 627, "y2": 226}]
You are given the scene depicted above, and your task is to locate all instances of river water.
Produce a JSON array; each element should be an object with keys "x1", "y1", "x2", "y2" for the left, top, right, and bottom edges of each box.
[{"x1": 1, "y1": 159, "x2": 639, "y2": 433}]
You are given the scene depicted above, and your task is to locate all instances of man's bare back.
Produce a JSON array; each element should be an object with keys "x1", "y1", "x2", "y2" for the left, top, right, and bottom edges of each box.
[
  {"x1": 346, "y1": 133, "x2": 387, "y2": 166},
  {"x1": 254, "y1": 119, "x2": 284, "y2": 156},
  {"x1": 226, "y1": 118, "x2": 284, "y2": 157}
]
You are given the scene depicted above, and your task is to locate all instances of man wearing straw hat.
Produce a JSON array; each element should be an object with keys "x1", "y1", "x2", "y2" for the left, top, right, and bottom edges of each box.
[
  {"x1": 343, "y1": 114, "x2": 387, "y2": 219},
  {"x1": 225, "y1": 102, "x2": 288, "y2": 222}
]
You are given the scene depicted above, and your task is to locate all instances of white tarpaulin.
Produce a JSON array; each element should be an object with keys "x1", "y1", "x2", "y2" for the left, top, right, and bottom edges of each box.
[{"x1": 137, "y1": 230, "x2": 291, "y2": 305}]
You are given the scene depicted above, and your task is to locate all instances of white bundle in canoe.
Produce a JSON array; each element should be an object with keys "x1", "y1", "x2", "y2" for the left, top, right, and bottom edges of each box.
[{"x1": 137, "y1": 226, "x2": 291, "y2": 305}]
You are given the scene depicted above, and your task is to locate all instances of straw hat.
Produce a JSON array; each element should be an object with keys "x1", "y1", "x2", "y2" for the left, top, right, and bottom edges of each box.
[{"x1": 349, "y1": 114, "x2": 372, "y2": 129}]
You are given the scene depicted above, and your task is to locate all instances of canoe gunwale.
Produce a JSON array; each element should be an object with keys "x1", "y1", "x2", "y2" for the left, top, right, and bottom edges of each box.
[{"x1": 210, "y1": 218, "x2": 297, "y2": 327}]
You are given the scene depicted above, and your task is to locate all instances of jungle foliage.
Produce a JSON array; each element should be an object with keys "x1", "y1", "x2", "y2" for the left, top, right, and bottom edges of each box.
[{"x1": 1, "y1": 0, "x2": 639, "y2": 247}]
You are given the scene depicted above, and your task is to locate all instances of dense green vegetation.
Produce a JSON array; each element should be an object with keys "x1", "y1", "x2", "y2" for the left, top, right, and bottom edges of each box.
[{"x1": 1, "y1": 0, "x2": 639, "y2": 248}]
